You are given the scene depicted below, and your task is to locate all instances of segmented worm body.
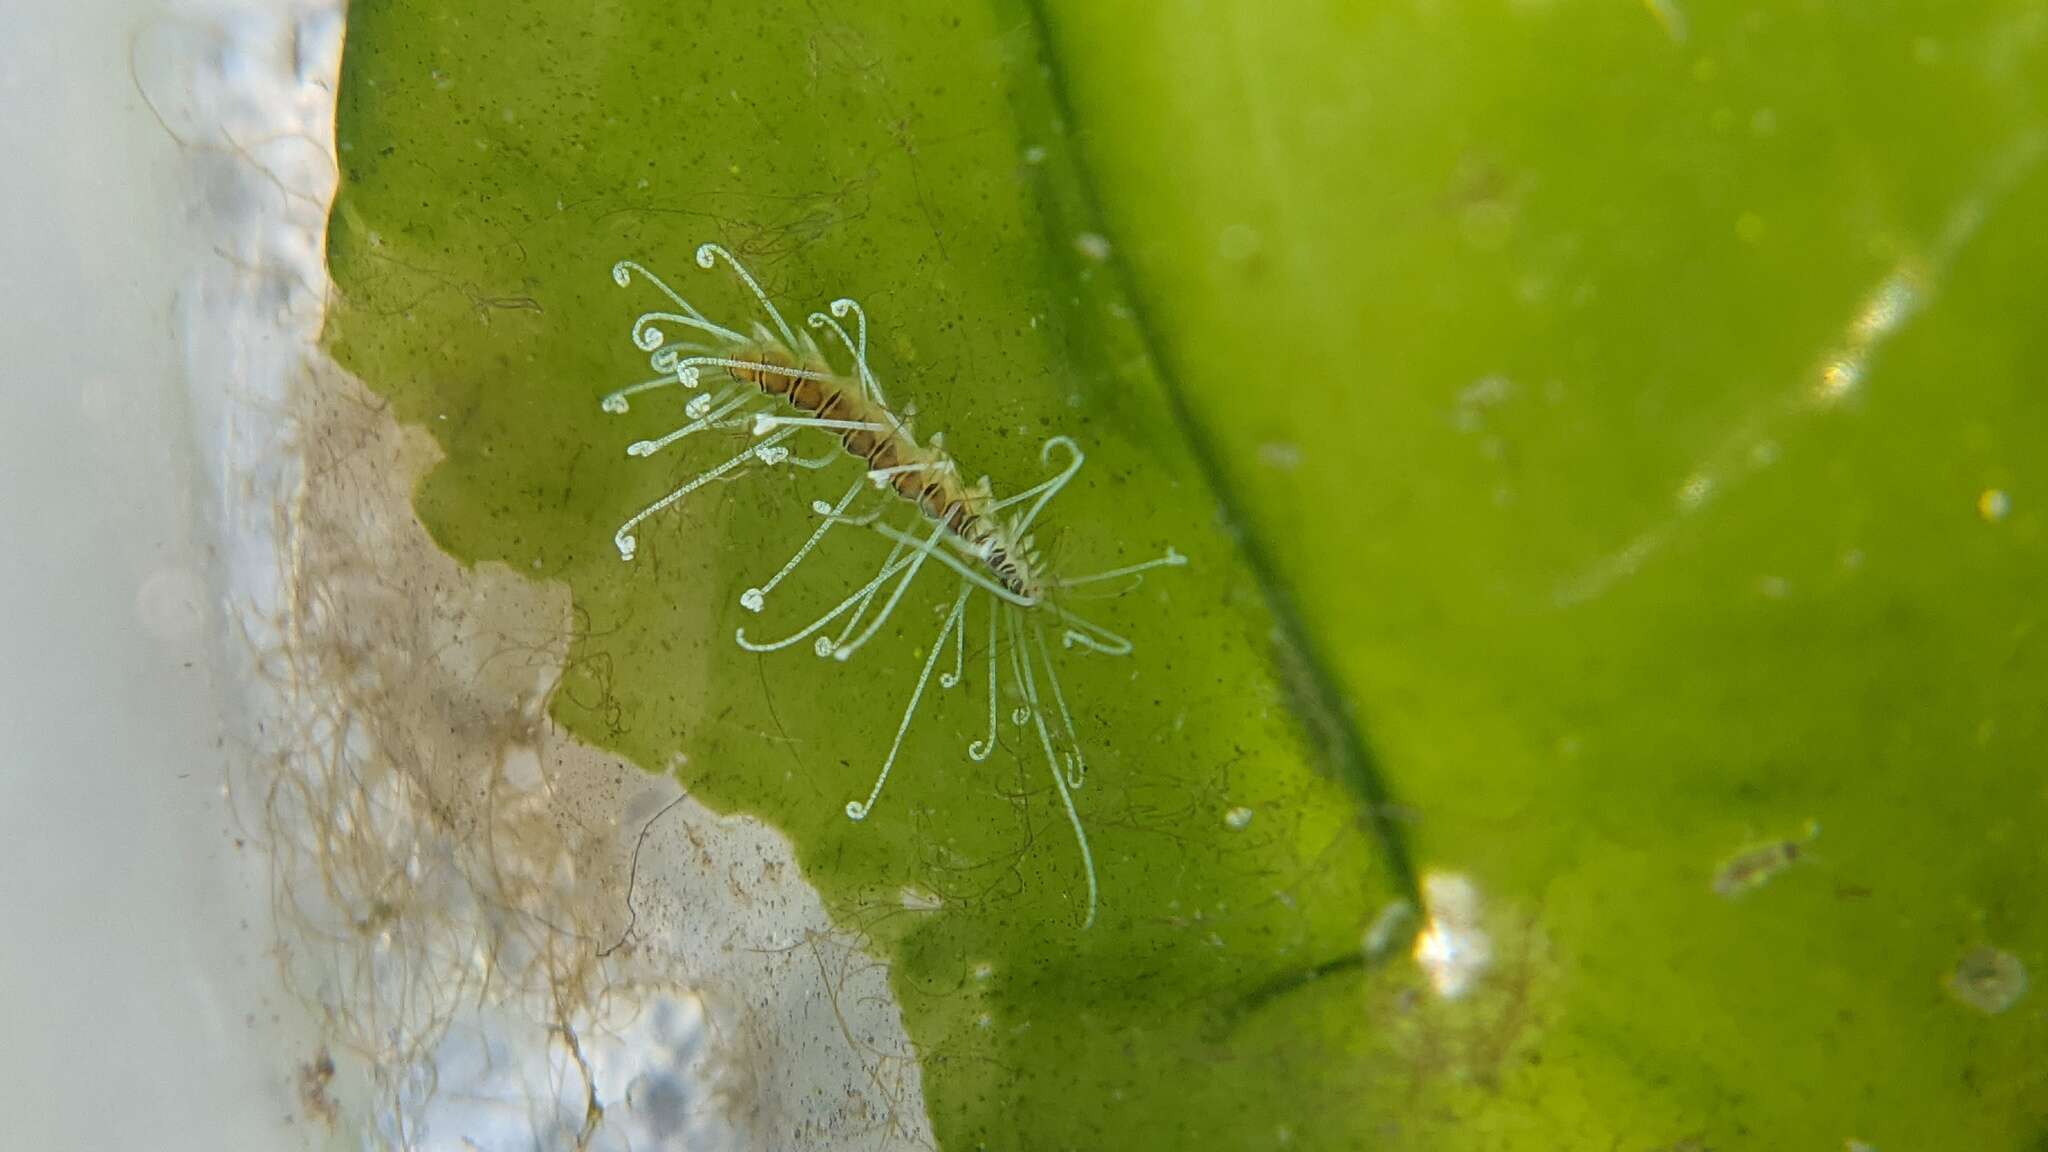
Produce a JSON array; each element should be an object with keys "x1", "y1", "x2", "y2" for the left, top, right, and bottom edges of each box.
[
  {"x1": 728, "y1": 345, "x2": 1038, "y2": 599},
  {"x1": 600, "y1": 244, "x2": 1186, "y2": 928}
]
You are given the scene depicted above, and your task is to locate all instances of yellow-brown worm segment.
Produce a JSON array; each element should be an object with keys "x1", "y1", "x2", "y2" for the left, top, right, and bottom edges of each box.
[{"x1": 727, "y1": 344, "x2": 1037, "y2": 600}]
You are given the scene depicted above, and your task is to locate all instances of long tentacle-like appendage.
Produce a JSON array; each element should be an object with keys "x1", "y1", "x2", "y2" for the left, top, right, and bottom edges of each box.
[
  {"x1": 1011, "y1": 606, "x2": 1099, "y2": 928},
  {"x1": 845, "y1": 588, "x2": 970, "y2": 822}
]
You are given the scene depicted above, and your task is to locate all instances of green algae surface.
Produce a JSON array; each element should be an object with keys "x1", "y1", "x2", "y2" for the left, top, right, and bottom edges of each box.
[{"x1": 327, "y1": 1, "x2": 2048, "y2": 1148}]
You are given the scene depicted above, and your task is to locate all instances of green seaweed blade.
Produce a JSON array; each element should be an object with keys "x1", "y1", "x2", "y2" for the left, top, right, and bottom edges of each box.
[
  {"x1": 327, "y1": 3, "x2": 1404, "y2": 1150},
  {"x1": 1040, "y1": 0, "x2": 2048, "y2": 1147},
  {"x1": 325, "y1": 0, "x2": 2048, "y2": 1148}
]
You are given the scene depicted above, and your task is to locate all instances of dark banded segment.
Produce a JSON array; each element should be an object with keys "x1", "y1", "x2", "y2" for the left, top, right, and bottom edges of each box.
[{"x1": 728, "y1": 342, "x2": 1032, "y2": 597}]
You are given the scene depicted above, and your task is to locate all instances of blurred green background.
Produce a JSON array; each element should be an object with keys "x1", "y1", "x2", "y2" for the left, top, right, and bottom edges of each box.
[{"x1": 326, "y1": 0, "x2": 2048, "y2": 1147}]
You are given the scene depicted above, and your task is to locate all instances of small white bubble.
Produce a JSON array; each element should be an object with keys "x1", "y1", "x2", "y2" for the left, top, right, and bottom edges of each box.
[
  {"x1": 1978, "y1": 488, "x2": 2011, "y2": 522},
  {"x1": 1223, "y1": 806, "x2": 1254, "y2": 831},
  {"x1": 1073, "y1": 232, "x2": 1111, "y2": 262},
  {"x1": 1815, "y1": 356, "x2": 1863, "y2": 403},
  {"x1": 1414, "y1": 872, "x2": 1491, "y2": 999},
  {"x1": 1023, "y1": 145, "x2": 1048, "y2": 164},
  {"x1": 1677, "y1": 473, "x2": 1715, "y2": 511}
]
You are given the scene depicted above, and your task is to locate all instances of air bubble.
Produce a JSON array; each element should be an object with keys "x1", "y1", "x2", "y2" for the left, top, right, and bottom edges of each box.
[
  {"x1": 1978, "y1": 488, "x2": 2011, "y2": 522},
  {"x1": 1815, "y1": 356, "x2": 1863, "y2": 403}
]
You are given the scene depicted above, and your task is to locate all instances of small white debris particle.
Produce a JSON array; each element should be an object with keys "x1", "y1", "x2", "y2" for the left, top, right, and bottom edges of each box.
[
  {"x1": 1360, "y1": 899, "x2": 1416, "y2": 961},
  {"x1": 1948, "y1": 946, "x2": 2027, "y2": 1014},
  {"x1": 1256, "y1": 442, "x2": 1303, "y2": 470},
  {"x1": 1413, "y1": 872, "x2": 1490, "y2": 999},
  {"x1": 1712, "y1": 835, "x2": 1806, "y2": 897},
  {"x1": 899, "y1": 886, "x2": 944, "y2": 912}
]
